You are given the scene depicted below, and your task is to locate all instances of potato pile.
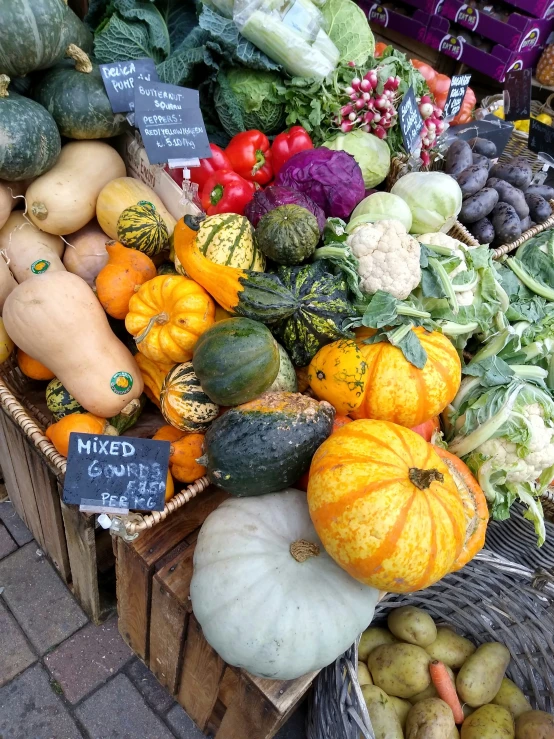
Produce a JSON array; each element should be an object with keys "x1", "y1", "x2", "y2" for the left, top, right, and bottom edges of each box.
[
  {"x1": 445, "y1": 137, "x2": 554, "y2": 247},
  {"x1": 357, "y1": 606, "x2": 554, "y2": 738}
]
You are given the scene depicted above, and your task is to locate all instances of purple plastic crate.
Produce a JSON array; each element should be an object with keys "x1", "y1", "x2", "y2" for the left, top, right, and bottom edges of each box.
[
  {"x1": 358, "y1": 2, "x2": 431, "y2": 42},
  {"x1": 502, "y1": 0, "x2": 554, "y2": 21},
  {"x1": 401, "y1": 0, "x2": 440, "y2": 11},
  {"x1": 426, "y1": 16, "x2": 544, "y2": 81},
  {"x1": 439, "y1": 1, "x2": 553, "y2": 51}
]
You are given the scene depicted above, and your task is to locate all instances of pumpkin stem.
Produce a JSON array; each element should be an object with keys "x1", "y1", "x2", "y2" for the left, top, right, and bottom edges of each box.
[
  {"x1": 184, "y1": 214, "x2": 205, "y2": 232},
  {"x1": 105, "y1": 424, "x2": 119, "y2": 436},
  {"x1": 119, "y1": 398, "x2": 141, "y2": 417},
  {"x1": 135, "y1": 312, "x2": 169, "y2": 344},
  {"x1": 290, "y1": 539, "x2": 320, "y2": 562},
  {"x1": 0, "y1": 75, "x2": 10, "y2": 98},
  {"x1": 409, "y1": 468, "x2": 444, "y2": 490},
  {"x1": 65, "y1": 44, "x2": 93, "y2": 74},
  {"x1": 31, "y1": 202, "x2": 48, "y2": 221}
]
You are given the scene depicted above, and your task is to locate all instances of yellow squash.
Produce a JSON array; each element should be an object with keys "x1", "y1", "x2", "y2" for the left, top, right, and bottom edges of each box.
[{"x1": 308, "y1": 339, "x2": 368, "y2": 414}]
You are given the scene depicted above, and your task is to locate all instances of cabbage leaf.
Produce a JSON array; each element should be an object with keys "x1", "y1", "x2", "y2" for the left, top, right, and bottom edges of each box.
[{"x1": 321, "y1": 0, "x2": 374, "y2": 67}]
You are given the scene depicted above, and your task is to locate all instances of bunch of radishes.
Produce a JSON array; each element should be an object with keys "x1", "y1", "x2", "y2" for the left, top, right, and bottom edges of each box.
[
  {"x1": 418, "y1": 94, "x2": 446, "y2": 167},
  {"x1": 336, "y1": 66, "x2": 400, "y2": 140}
]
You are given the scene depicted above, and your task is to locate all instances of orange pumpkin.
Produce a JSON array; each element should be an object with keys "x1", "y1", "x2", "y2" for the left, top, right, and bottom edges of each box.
[
  {"x1": 134, "y1": 353, "x2": 174, "y2": 408},
  {"x1": 125, "y1": 275, "x2": 215, "y2": 365},
  {"x1": 153, "y1": 425, "x2": 207, "y2": 483},
  {"x1": 17, "y1": 348, "x2": 55, "y2": 380},
  {"x1": 435, "y1": 447, "x2": 488, "y2": 572},
  {"x1": 46, "y1": 413, "x2": 116, "y2": 457},
  {"x1": 352, "y1": 328, "x2": 461, "y2": 428},
  {"x1": 296, "y1": 415, "x2": 353, "y2": 492},
  {"x1": 165, "y1": 470, "x2": 175, "y2": 502},
  {"x1": 411, "y1": 417, "x2": 441, "y2": 442},
  {"x1": 95, "y1": 242, "x2": 156, "y2": 319},
  {"x1": 307, "y1": 419, "x2": 466, "y2": 593},
  {"x1": 307, "y1": 339, "x2": 368, "y2": 414},
  {"x1": 295, "y1": 366, "x2": 310, "y2": 393}
]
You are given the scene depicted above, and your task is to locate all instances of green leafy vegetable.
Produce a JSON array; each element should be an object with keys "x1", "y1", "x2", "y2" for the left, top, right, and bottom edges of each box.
[
  {"x1": 214, "y1": 67, "x2": 286, "y2": 136},
  {"x1": 321, "y1": 0, "x2": 374, "y2": 67}
]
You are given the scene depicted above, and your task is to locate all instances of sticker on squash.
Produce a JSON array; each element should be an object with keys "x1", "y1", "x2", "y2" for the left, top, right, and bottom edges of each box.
[
  {"x1": 31, "y1": 259, "x2": 50, "y2": 274},
  {"x1": 110, "y1": 371, "x2": 133, "y2": 395}
]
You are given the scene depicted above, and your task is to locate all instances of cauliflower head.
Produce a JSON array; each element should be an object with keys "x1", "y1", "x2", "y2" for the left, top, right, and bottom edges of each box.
[{"x1": 347, "y1": 219, "x2": 421, "y2": 300}]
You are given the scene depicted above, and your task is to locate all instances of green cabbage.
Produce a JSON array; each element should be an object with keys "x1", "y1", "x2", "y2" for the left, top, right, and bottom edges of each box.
[
  {"x1": 348, "y1": 192, "x2": 412, "y2": 233},
  {"x1": 321, "y1": 0, "x2": 374, "y2": 67},
  {"x1": 322, "y1": 130, "x2": 390, "y2": 188},
  {"x1": 391, "y1": 172, "x2": 463, "y2": 235}
]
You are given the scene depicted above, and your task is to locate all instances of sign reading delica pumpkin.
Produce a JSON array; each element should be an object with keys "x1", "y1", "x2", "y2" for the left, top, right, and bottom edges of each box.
[
  {"x1": 99, "y1": 58, "x2": 159, "y2": 113},
  {"x1": 63, "y1": 433, "x2": 170, "y2": 514}
]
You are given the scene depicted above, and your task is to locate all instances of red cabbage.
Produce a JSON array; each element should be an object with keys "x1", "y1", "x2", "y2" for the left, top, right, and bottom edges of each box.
[
  {"x1": 274, "y1": 148, "x2": 365, "y2": 219},
  {"x1": 244, "y1": 186, "x2": 326, "y2": 233}
]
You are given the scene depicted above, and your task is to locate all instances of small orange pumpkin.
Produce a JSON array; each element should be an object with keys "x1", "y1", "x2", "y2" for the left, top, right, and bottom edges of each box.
[
  {"x1": 134, "y1": 353, "x2": 174, "y2": 408},
  {"x1": 46, "y1": 413, "x2": 116, "y2": 457},
  {"x1": 95, "y1": 242, "x2": 156, "y2": 320},
  {"x1": 352, "y1": 327, "x2": 461, "y2": 428},
  {"x1": 307, "y1": 419, "x2": 466, "y2": 593},
  {"x1": 307, "y1": 339, "x2": 368, "y2": 414},
  {"x1": 153, "y1": 425, "x2": 207, "y2": 483},
  {"x1": 17, "y1": 348, "x2": 55, "y2": 380},
  {"x1": 165, "y1": 470, "x2": 175, "y2": 502}
]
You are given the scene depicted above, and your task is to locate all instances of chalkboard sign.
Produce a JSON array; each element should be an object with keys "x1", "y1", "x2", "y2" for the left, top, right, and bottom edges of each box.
[
  {"x1": 63, "y1": 433, "x2": 170, "y2": 514},
  {"x1": 135, "y1": 107, "x2": 211, "y2": 165},
  {"x1": 503, "y1": 69, "x2": 532, "y2": 122},
  {"x1": 398, "y1": 86, "x2": 424, "y2": 154},
  {"x1": 134, "y1": 80, "x2": 199, "y2": 113},
  {"x1": 529, "y1": 118, "x2": 554, "y2": 160},
  {"x1": 443, "y1": 73, "x2": 472, "y2": 119},
  {"x1": 99, "y1": 59, "x2": 159, "y2": 113}
]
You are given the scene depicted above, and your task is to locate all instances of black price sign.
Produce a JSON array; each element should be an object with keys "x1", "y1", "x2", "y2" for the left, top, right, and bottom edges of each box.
[
  {"x1": 503, "y1": 69, "x2": 532, "y2": 122},
  {"x1": 529, "y1": 118, "x2": 554, "y2": 160},
  {"x1": 99, "y1": 58, "x2": 159, "y2": 113},
  {"x1": 134, "y1": 80, "x2": 199, "y2": 113},
  {"x1": 443, "y1": 73, "x2": 472, "y2": 120},
  {"x1": 135, "y1": 108, "x2": 212, "y2": 164},
  {"x1": 398, "y1": 86, "x2": 424, "y2": 154},
  {"x1": 62, "y1": 433, "x2": 170, "y2": 514}
]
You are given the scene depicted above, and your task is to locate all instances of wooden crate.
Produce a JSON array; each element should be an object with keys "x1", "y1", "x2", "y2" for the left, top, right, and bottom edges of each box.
[{"x1": 116, "y1": 487, "x2": 316, "y2": 739}]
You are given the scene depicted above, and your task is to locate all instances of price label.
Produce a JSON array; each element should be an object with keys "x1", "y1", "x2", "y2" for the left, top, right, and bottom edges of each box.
[
  {"x1": 135, "y1": 108, "x2": 211, "y2": 165},
  {"x1": 134, "y1": 79, "x2": 199, "y2": 113},
  {"x1": 99, "y1": 58, "x2": 159, "y2": 113},
  {"x1": 63, "y1": 433, "x2": 170, "y2": 514},
  {"x1": 398, "y1": 86, "x2": 424, "y2": 154},
  {"x1": 529, "y1": 118, "x2": 554, "y2": 160},
  {"x1": 503, "y1": 68, "x2": 532, "y2": 122},
  {"x1": 443, "y1": 73, "x2": 472, "y2": 120}
]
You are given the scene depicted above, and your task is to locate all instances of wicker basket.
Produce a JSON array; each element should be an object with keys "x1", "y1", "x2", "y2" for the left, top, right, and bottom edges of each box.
[{"x1": 307, "y1": 510, "x2": 554, "y2": 739}]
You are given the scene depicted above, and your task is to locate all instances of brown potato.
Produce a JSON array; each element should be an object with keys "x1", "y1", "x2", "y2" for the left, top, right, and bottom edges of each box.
[
  {"x1": 406, "y1": 698, "x2": 456, "y2": 739},
  {"x1": 388, "y1": 696, "x2": 411, "y2": 729},
  {"x1": 410, "y1": 665, "x2": 455, "y2": 704},
  {"x1": 461, "y1": 704, "x2": 514, "y2": 738},
  {"x1": 457, "y1": 643, "x2": 511, "y2": 707},
  {"x1": 368, "y1": 643, "x2": 431, "y2": 699},
  {"x1": 426, "y1": 627, "x2": 476, "y2": 669},
  {"x1": 388, "y1": 607, "x2": 437, "y2": 647},
  {"x1": 361, "y1": 685, "x2": 404, "y2": 739},
  {"x1": 515, "y1": 710, "x2": 554, "y2": 739},
  {"x1": 357, "y1": 661, "x2": 372, "y2": 686},
  {"x1": 492, "y1": 679, "x2": 532, "y2": 719},
  {"x1": 359, "y1": 627, "x2": 397, "y2": 662}
]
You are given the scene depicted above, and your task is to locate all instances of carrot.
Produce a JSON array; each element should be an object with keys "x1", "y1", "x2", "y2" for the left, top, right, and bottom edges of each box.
[{"x1": 429, "y1": 659, "x2": 464, "y2": 724}]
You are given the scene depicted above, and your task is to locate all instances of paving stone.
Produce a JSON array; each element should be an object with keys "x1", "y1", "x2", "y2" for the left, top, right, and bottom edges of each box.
[
  {"x1": 0, "y1": 663, "x2": 83, "y2": 739},
  {"x1": 76, "y1": 673, "x2": 174, "y2": 739},
  {"x1": 126, "y1": 658, "x2": 175, "y2": 713},
  {"x1": 44, "y1": 614, "x2": 133, "y2": 703},
  {"x1": 0, "y1": 542, "x2": 87, "y2": 654},
  {"x1": 166, "y1": 704, "x2": 205, "y2": 739},
  {"x1": 0, "y1": 521, "x2": 17, "y2": 559},
  {"x1": 0, "y1": 501, "x2": 33, "y2": 545},
  {"x1": 0, "y1": 600, "x2": 36, "y2": 687}
]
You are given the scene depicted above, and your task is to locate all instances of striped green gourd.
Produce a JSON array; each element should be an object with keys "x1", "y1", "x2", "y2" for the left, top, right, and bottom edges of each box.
[{"x1": 116, "y1": 201, "x2": 169, "y2": 257}]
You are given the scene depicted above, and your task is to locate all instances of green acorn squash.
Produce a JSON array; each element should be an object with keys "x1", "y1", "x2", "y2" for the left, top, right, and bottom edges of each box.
[
  {"x1": 160, "y1": 361, "x2": 219, "y2": 432},
  {"x1": 32, "y1": 45, "x2": 127, "y2": 140},
  {"x1": 200, "y1": 392, "x2": 335, "y2": 496},
  {"x1": 0, "y1": 79, "x2": 61, "y2": 181},
  {"x1": 193, "y1": 318, "x2": 280, "y2": 406},
  {"x1": 117, "y1": 201, "x2": 169, "y2": 257},
  {"x1": 268, "y1": 343, "x2": 297, "y2": 392},
  {"x1": 46, "y1": 378, "x2": 85, "y2": 420},
  {"x1": 255, "y1": 205, "x2": 320, "y2": 265}
]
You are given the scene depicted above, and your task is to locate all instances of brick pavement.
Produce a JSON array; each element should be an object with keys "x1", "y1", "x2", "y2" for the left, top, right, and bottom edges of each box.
[{"x1": 0, "y1": 502, "x2": 307, "y2": 739}]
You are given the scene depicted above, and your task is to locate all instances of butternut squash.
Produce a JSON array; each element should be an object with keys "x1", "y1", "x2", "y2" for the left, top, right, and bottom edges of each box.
[
  {"x1": 0, "y1": 212, "x2": 65, "y2": 283},
  {"x1": 96, "y1": 177, "x2": 176, "y2": 240},
  {"x1": 26, "y1": 141, "x2": 126, "y2": 235},
  {"x1": 0, "y1": 257, "x2": 17, "y2": 314},
  {"x1": 0, "y1": 317, "x2": 14, "y2": 364},
  {"x1": 0, "y1": 179, "x2": 29, "y2": 230},
  {"x1": 62, "y1": 219, "x2": 109, "y2": 286},
  {"x1": 3, "y1": 271, "x2": 144, "y2": 417}
]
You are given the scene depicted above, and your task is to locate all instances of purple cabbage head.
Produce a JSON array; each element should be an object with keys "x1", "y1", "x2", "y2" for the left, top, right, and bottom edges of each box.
[
  {"x1": 244, "y1": 186, "x2": 326, "y2": 233},
  {"x1": 274, "y1": 147, "x2": 365, "y2": 219}
]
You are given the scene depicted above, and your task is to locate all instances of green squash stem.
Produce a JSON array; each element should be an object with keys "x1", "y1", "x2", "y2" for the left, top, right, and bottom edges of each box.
[
  {"x1": 0, "y1": 75, "x2": 9, "y2": 98},
  {"x1": 65, "y1": 44, "x2": 93, "y2": 74},
  {"x1": 290, "y1": 539, "x2": 320, "y2": 562},
  {"x1": 135, "y1": 313, "x2": 169, "y2": 344},
  {"x1": 409, "y1": 468, "x2": 444, "y2": 490}
]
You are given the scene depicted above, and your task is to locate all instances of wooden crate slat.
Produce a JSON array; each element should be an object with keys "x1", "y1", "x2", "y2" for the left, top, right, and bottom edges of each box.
[
  {"x1": 0, "y1": 412, "x2": 30, "y2": 528},
  {"x1": 247, "y1": 671, "x2": 317, "y2": 716},
  {"x1": 116, "y1": 538, "x2": 152, "y2": 658},
  {"x1": 214, "y1": 671, "x2": 285, "y2": 739},
  {"x1": 61, "y1": 500, "x2": 101, "y2": 623}
]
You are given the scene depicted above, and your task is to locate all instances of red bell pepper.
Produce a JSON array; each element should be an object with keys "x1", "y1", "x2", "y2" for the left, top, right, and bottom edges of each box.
[
  {"x1": 201, "y1": 169, "x2": 256, "y2": 216},
  {"x1": 190, "y1": 143, "x2": 232, "y2": 190},
  {"x1": 271, "y1": 126, "x2": 313, "y2": 176},
  {"x1": 225, "y1": 130, "x2": 273, "y2": 185}
]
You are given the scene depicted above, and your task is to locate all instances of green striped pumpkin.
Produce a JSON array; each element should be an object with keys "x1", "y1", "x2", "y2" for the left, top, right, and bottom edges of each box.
[
  {"x1": 117, "y1": 201, "x2": 169, "y2": 257},
  {"x1": 181, "y1": 214, "x2": 265, "y2": 272},
  {"x1": 157, "y1": 261, "x2": 178, "y2": 275},
  {"x1": 46, "y1": 379, "x2": 85, "y2": 420},
  {"x1": 160, "y1": 361, "x2": 219, "y2": 433}
]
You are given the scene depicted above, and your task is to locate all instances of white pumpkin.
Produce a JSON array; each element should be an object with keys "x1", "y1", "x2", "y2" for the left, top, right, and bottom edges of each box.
[{"x1": 190, "y1": 489, "x2": 379, "y2": 680}]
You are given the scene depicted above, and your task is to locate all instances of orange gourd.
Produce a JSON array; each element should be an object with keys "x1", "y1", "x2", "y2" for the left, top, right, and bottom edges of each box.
[
  {"x1": 125, "y1": 275, "x2": 215, "y2": 365},
  {"x1": 411, "y1": 417, "x2": 441, "y2": 442},
  {"x1": 134, "y1": 353, "x2": 174, "y2": 408},
  {"x1": 307, "y1": 419, "x2": 466, "y2": 593},
  {"x1": 95, "y1": 242, "x2": 156, "y2": 319},
  {"x1": 46, "y1": 413, "x2": 116, "y2": 457},
  {"x1": 435, "y1": 447, "x2": 488, "y2": 572},
  {"x1": 307, "y1": 339, "x2": 368, "y2": 414},
  {"x1": 153, "y1": 425, "x2": 206, "y2": 483},
  {"x1": 296, "y1": 415, "x2": 352, "y2": 491},
  {"x1": 352, "y1": 328, "x2": 461, "y2": 428},
  {"x1": 17, "y1": 348, "x2": 55, "y2": 380},
  {"x1": 165, "y1": 471, "x2": 175, "y2": 502}
]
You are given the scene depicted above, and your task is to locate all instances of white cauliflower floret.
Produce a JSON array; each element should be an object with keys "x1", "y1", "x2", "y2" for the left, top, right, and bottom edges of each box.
[
  {"x1": 347, "y1": 219, "x2": 421, "y2": 300},
  {"x1": 418, "y1": 232, "x2": 475, "y2": 306},
  {"x1": 478, "y1": 403, "x2": 554, "y2": 484}
]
